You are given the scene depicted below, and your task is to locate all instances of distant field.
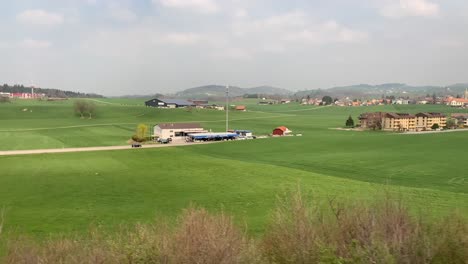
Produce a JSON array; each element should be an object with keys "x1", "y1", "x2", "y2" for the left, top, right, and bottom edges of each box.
[{"x1": 0, "y1": 99, "x2": 467, "y2": 237}]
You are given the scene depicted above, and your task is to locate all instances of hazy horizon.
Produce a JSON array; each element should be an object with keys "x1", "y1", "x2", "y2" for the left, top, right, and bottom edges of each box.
[{"x1": 1, "y1": 0, "x2": 467, "y2": 96}]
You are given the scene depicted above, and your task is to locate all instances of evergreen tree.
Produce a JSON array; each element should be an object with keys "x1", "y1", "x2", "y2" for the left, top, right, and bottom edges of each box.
[
  {"x1": 322, "y1": 96, "x2": 333, "y2": 105},
  {"x1": 345, "y1": 115, "x2": 355, "y2": 128}
]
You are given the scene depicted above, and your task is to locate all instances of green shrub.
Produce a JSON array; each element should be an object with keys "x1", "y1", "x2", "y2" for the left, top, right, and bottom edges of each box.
[{"x1": 131, "y1": 135, "x2": 145, "y2": 142}]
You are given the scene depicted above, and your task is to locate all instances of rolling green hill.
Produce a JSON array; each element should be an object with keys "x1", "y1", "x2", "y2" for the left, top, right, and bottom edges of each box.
[{"x1": 174, "y1": 85, "x2": 292, "y2": 99}]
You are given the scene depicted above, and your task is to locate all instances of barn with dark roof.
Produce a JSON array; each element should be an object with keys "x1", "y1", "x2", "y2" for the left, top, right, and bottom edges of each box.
[{"x1": 145, "y1": 98, "x2": 195, "y2": 108}]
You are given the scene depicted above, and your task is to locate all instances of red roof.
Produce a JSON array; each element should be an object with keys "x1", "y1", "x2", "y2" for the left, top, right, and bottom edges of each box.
[
  {"x1": 450, "y1": 98, "x2": 468, "y2": 103},
  {"x1": 275, "y1": 126, "x2": 288, "y2": 132},
  {"x1": 235, "y1": 105, "x2": 246, "y2": 110}
]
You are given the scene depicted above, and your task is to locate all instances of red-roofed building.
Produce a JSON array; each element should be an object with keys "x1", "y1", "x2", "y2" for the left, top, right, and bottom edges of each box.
[
  {"x1": 10, "y1": 93, "x2": 45, "y2": 99},
  {"x1": 447, "y1": 98, "x2": 468, "y2": 107},
  {"x1": 235, "y1": 105, "x2": 246, "y2": 111},
  {"x1": 272, "y1": 126, "x2": 292, "y2": 136}
]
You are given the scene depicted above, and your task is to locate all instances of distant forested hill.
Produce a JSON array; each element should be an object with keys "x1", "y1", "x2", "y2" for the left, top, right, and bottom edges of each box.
[
  {"x1": 174, "y1": 85, "x2": 292, "y2": 99},
  {"x1": 0, "y1": 84, "x2": 104, "y2": 98}
]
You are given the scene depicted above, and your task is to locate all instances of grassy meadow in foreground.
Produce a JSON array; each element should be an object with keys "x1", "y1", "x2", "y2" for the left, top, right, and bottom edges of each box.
[{"x1": 0, "y1": 98, "x2": 467, "y2": 239}]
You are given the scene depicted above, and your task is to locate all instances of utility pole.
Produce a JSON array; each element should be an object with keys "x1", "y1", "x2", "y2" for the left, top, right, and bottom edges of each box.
[{"x1": 226, "y1": 85, "x2": 229, "y2": 132}]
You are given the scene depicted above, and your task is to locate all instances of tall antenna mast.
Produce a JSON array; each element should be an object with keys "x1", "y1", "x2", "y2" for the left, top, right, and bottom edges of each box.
[{"x1": 226, "y1": 85, "x2": 229, "y2": 132}]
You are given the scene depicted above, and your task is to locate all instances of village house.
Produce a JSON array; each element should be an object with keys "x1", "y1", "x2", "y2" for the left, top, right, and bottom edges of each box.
[
  {"x1": 393, "y1": 99, "x2": 411, "y2": 105},
  {"x1": 301, "y1": 98, "x2": 322, "y2": 105},
  {"x1": 153, "y1": 123, "x2": 207, "y2": 140},
  {"x1": 446, "y1": 98, "x2": 468, "y2": 107}
]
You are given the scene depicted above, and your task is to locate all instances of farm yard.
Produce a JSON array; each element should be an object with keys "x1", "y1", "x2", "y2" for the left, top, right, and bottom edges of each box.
[{"x1": 0, "y1": 98, "x2": 467, "y2": 240}]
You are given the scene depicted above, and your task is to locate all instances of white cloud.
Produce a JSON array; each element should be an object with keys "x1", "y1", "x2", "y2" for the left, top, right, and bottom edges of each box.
[
  {"x1": 17, "y1": 9, "x2": 64, "y2": 26},
  {"x1": 210, "y1": 47, "x2": 251, "y2": 60},
  {"x1": 253, "y1": 11, "x2": 307, "y2": 29},
  {"x1": 160, "y1": 32, "x2": 202, "y2": 45},
  {"x1": 233, "y1": 11, "x2": 368, "y2": 47},
  {"x1": 0, "y1": 41, "x2": 10, "y2": 49},
  {"x1": 284, "y1": 20, "x2": 368, "y2": 44},
  {"x1": 381, "y1": 0, "x2": 439, "y2": 18},
  {"x1": 233, "y1": 9, "x2": 248, "y2": 18},
  {"x1": 109, "y1": 6, "x2": 137, "y2": 22},
  {"x1": 156, "y1": 0, "x2": 219, "y2": 13},
  {"x1": 20, "y1": 39, "x2": 52, "y2": 49}
]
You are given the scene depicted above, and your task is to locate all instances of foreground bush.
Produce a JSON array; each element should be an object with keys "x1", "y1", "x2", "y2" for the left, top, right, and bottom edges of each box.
[{"x1": 4, "y1": 192, "x2": 467, "y2": 264}]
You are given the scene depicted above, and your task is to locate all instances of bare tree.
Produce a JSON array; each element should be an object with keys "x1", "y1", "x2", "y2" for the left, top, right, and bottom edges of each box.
[
  {"x1": 86, "y1": 101, "x2": 96, "y2": 119},
  {"x1": 74, "y1": 100, "x2": 87, "y2": 118},
  {"x1": 74, "y1": 100, "x2": 97, "y2": 119}
]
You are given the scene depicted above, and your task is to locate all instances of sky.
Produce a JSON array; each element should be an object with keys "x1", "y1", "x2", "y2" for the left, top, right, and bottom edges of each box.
[{"x1": 0, "y1": 0, "x2": 467, "y2": 96}]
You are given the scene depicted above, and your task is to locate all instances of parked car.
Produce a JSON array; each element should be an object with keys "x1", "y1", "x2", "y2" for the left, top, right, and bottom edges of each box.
[
  {"x1": 131, "y1": 143, "x2": 142, "y2": 148},
  {"x1": 158, "y1": 138, "x2": 172, "y2": 144}
]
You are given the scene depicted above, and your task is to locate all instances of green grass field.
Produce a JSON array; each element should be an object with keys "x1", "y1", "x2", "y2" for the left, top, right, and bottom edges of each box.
[{"x1": 0, "y1": 98, "x2": 467, "y2": 237}]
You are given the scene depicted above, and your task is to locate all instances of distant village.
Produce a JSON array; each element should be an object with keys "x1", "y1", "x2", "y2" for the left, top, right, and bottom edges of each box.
[
  {"x1": 298, "y1": 89, "x2": 468, "y2": 108},
  {"x1": 140, "y1": 88, "x2": 468, "y2": 110}
]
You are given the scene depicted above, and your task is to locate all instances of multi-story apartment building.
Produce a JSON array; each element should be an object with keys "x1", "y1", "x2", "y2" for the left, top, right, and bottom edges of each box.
[
  {"x1": 359, "y1": 112, "x2": 447, "y2": 132},
  {"x1": 358, "y1": 112, "x2": 384, "y2": 130},
  {"x1": 416, "y1": 113, "x2": 447, "y2": 131},
  {"x1": 382, "y1": 113, "x2": 416, "y2": 131},
  {"x1": 451, "y1": 113, "x2": 468, "y2": 127}
]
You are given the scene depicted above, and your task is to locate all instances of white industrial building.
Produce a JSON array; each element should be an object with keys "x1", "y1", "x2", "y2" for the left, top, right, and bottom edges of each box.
[{"x1": 153, "y1": 123, "x2": 206, "y2": 140}]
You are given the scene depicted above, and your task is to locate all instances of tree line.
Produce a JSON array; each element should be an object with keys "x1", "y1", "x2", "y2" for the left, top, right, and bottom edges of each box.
[{"x1": 0, "y1": 84, "x2": 104, "y2": 98}]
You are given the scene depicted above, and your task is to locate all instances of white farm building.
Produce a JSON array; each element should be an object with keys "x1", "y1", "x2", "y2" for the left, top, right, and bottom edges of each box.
[{"x1": 153, "y1": 123, "x2": 206, "y2": 140}]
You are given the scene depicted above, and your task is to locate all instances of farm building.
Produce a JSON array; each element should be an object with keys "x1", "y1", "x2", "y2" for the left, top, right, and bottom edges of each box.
[
  {"x1": 272, "y1": 126, "x2": 292, "y2": 136},
  {"x1": 190, "y1": 100, "x2": 209, "y2": 105},
  {"x1": 235, "y1": 105, "x2": 246, "y2": 111},
  {"x1": 153, "y1": 123, "x2": 206, "y2": 140},
  {"x1": 233, "y1": 130, "x2": 253, "y2": 137},
  {"x1": 145, "y1": 98, "x2": 195, "y2": 108},
  {"x1": 9, "y1": 92, "x2": 45, "y2": 99}
]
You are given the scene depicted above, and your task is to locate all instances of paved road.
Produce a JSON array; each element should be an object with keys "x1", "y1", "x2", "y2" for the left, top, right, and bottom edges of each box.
[
  {"x1": 401, "y1": 128, "x2": 468, "y2": 135},
  {"x1": 0, "y1": 141, "x2": 217, "y2": 157}
]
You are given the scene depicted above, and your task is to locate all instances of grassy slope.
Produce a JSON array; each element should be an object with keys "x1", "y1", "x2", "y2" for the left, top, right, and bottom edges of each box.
[
  {"x1": 0, "y1": 99, "x2": 285, "y2": 150},
  {"x1": 0, "y1": 99, "x2": 467, "y2": 236},
  {"x1": 0, "y1": 147, "x2": 466, "y2": 236}
]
